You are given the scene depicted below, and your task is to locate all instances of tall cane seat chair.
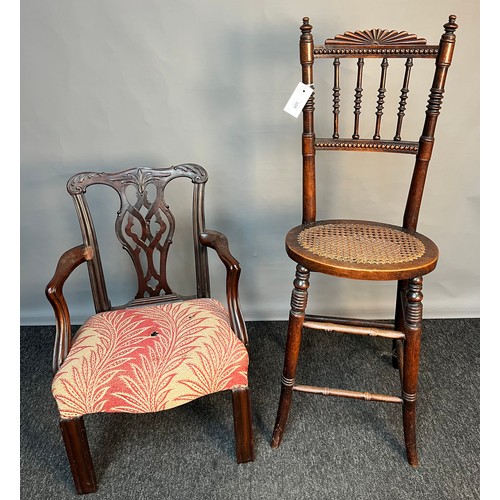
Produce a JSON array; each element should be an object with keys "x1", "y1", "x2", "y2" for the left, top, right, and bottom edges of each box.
[
  {"x1": 271, "y1": 16, "x2": 458, "y2": 466},
  {"x1": 46, "y1": 164, "x2": 254, "y2": 493}
]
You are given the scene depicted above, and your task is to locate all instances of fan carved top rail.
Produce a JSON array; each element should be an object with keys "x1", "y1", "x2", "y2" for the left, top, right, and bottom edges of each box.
[
  {"x1": 326, "y1": 29, "x2": 427, "y2": 46},
  {"x1": 311, "y1": 28, "x2": 438, "y2": 58}
]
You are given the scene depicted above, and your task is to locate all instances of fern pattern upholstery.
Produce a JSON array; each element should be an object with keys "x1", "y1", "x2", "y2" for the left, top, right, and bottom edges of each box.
[{"x1": 52, "y1": 299, "x2": 248, "y2": 419}]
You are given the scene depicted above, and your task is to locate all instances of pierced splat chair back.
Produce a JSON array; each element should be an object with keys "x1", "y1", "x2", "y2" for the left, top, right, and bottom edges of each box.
[
  {"x1": 299, "y1": 16, "x2": 458, "y2": 230},
  {"x1": 67, "y1": 164, "x2": 211, "y2": 313}
]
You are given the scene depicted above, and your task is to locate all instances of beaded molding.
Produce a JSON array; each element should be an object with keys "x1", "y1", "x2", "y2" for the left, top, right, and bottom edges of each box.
[
  {"x1": 314, "y1": 46, "x2": 439, "y2": 56},
  {"x1": 315, "y1": 140, "x2": 419, "y2": 152}
]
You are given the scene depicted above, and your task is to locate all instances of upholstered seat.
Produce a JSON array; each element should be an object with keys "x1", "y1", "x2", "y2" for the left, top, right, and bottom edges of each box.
[{"x1": 52, "y1": 299, "x2": 248, "y2": 420}]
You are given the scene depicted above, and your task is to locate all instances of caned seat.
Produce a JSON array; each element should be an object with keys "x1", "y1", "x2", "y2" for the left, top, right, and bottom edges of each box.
[
  {"x1": 271, "y1": 16, "x2": 458, "y2": 466},
  {"x1": 46, "y1": 165, "x2": 254, "y2": 494},
  {"x1": 286, "y1": 220, "x2": 438, "y2": 280}
]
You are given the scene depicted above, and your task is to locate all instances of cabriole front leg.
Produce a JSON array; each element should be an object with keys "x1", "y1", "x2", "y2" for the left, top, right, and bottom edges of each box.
[{"x1": 271, "y1": 265, "x2": 310, "y2": 449}]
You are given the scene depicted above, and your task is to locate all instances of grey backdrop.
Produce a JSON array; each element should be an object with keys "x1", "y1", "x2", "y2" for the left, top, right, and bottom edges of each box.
[{"x1": 20, "y1": 0, "x2": 479, "y2": 325}]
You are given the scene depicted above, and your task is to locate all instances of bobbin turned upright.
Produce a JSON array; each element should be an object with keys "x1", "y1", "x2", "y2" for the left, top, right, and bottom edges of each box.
[{"x1": 271, "y1": 15, "x2": 458, "y2": 466}]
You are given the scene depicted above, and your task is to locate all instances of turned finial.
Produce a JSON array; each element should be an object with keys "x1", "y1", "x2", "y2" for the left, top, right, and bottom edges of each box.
[
  {"x1": 444, "y1": 15, "x2": 458, "y2": 33},
  {"x1": 301, "y1": 17, "x2": 312, "y2": 33}
]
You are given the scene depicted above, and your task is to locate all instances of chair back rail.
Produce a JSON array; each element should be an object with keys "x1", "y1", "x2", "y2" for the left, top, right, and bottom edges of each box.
[
  {"x1": 66, "y1": 164, "x2": 211, "y2": 313},
  {"x1": 299, "y1": 16, "x2": 458, "y2": 230}
]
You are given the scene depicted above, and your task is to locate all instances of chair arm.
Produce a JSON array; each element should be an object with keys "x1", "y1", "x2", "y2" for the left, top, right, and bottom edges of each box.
[
  {"x1": 199, "y1": 230, "x2": 249, "y2": 348},
  {"x1": 45, "y1": 245, "x2": 94, "y2": 373}
]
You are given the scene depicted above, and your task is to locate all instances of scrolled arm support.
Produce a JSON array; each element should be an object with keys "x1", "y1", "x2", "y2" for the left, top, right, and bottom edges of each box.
[
  {"x1": 199, "y1": 230, "x2": 249, "y2": 348},
  {"x1": 45, "y1": 245, "x2": 94, "y2": 373}
]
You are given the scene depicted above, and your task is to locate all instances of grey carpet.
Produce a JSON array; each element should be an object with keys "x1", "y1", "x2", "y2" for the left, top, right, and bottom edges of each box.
[{"x1": 20, "y1": 319, "x2": 479, "y2": 499}]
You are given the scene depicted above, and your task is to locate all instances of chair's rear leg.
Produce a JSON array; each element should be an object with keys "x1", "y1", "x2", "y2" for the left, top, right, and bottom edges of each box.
[
  {"x1": 60, "y1": 417, "x2": 97, "y2": 494},
  {"x1": 271, "y1": 265, "x2": 310, "y2": 449},
  {"x1": 231, "y1": 386, "x2": 255, "y2": 463},
  {"x1": 402, "y1": 277, "x2": 423, "y2": 467},
  {"x1": 393, "y1": 279, "x2": 407, "y2": 369}
]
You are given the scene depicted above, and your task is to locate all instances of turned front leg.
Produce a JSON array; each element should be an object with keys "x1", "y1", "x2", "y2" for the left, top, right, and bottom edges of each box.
[
  {"x1": 402, "y1": 276, "x2": 423, "y2": 466},
  {"x1": 393, "y1": 279, "x2": 408, "y2": 369},
  {"x1": 271, "y1": 265, "x2": 310, "y2": 448}
]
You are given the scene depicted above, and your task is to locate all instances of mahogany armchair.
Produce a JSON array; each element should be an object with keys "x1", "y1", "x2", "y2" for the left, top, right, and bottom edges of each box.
[
  {"x1": 271, "y1": 16, "x2": 458, "y2": 466},
  {"x1": 46, "y1": 164, "x2": 254, "y2": 493}
]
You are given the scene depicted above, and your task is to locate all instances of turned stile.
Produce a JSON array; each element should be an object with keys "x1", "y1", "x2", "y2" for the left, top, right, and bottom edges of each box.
[
  {"x1": 300, "y1": 18, "x2": 316, "y2": 225},
  {"x1": 403, "y1": 15, "x2": 457, "y2": 232}
]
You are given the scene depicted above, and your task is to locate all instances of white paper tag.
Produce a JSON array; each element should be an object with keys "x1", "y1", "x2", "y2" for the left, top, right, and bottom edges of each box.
[{"x1": 284, "y1": 82, "x2": 313, "y2": 118}]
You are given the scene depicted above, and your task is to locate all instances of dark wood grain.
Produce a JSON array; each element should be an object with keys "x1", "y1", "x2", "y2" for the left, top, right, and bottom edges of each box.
[
  {"x1": 231, "y1": 387, "x2": 255, "y2": 463},
  {"x1": 45, "y1": 245, "x2": 93, "y2": 373},
  {"x1": 59, "y1": 418, "x2": 97, "y2": 494},
  {"x1": 272, "y1": 16, "x2": 458, "y2": 467},
  {"x1": 199, "y1": 230, "x2": 249, "y2": 348}
]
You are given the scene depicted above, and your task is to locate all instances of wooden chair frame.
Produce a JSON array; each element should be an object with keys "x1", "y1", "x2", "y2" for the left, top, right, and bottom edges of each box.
[
  {"x1": 271, "y1": 16, "x2": 458, "y2": 466},
  {"x1": 46, "y1": 164, "x2": 254, "y2": 493}
]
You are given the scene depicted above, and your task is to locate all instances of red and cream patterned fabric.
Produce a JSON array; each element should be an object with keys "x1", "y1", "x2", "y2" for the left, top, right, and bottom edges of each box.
[{"x1": 52, "y1": 298, "x2": 248, "y2": 420}]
